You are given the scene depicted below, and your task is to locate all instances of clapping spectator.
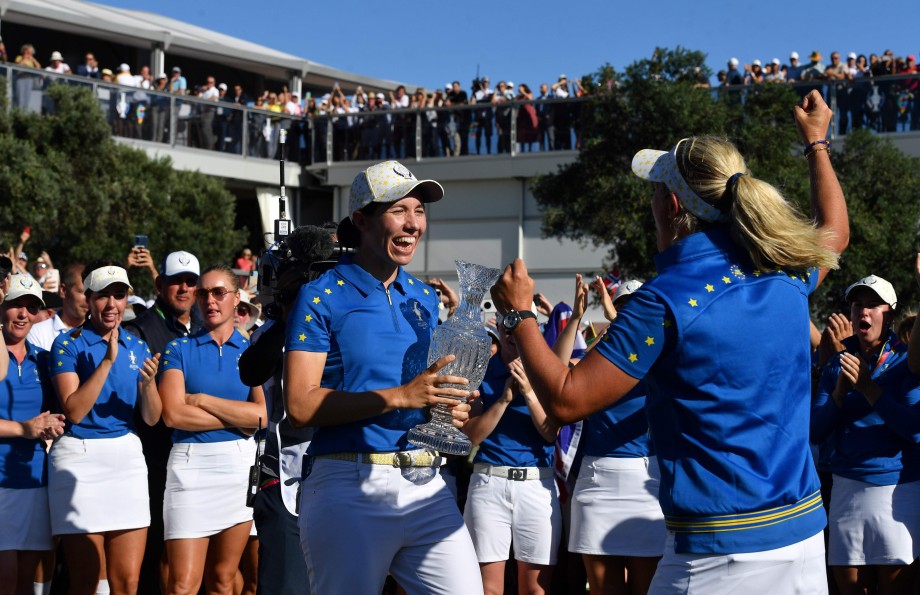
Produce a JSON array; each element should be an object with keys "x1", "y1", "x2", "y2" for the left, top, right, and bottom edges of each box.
[
  {"x1": 743, "y1": 60, "x2": 764, "y2": 84},
  {"x1": 811, "y1": 276, "x2": 920, "y2": 593}
]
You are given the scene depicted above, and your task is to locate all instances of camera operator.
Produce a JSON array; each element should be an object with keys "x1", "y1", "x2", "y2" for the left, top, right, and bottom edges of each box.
[{"x1": 239, "y1": 227, "x2": 340, "y2": 594}]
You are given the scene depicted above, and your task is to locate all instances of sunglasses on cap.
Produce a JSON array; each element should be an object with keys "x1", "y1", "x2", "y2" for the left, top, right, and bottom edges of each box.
[
  {"x1": 195, "y1": 287, "x2": 234, "y2": 300},
  {"x1": 235, "y1": 306, "x2": 251, "y2": 316}
]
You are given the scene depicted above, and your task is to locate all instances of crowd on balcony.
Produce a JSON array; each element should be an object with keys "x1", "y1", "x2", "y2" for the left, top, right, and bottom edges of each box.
[
  {"x1": 4, "y1": 42, "x2": 919, "y2": 163},
  {"x1": 717, "y1": 49, "x2": 920, "y2": 134}
]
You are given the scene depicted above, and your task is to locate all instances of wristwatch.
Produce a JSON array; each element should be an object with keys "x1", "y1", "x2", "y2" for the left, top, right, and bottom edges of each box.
[{"x1": 501, "y1": 310, "x2": 537, "y2": 333}]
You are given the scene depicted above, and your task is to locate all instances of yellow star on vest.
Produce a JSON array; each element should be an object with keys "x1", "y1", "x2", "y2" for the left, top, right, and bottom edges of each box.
[
  {"x1": 57, "y1": 361, "x2": 62, "y2": 367},
  {"x1": 423, "y1": 288, "x2": 430, "y2": 295},
  {"x1": 299, "y1": 333, "x2": 306, "y2": 341},
  {"x1": 688, "y1": 299, "x2": 698, "y2": 307},
  {"x1": 645, "y1": 336, "x2": 654, "y2": 346},
  {"x1": 705, "y1": 284, "x2": 714, "y2": 292},
  {"x1": 337, "y1": 280, "x2": 345, "y2": 286},
  {"x1": 753, "y1": 270, "x2": 762, "y2": 276},
  {"x1": 324, "y1": 288, "x2": 332, "y2": 294},
  {"x1": 722, "y1": 276, "x2": 731, "y2": 284},
  {"x1": 628, "y1": 353, "x2": 638, "y2": 363},
  {"x1": 165, "y1": 350, "x2": 170, "y2": 355},
  {"x1": 305, "y1": 315, "x2": 313, "y2": 322},
  {"x1": 313, "y1": 297, "x2": 321, "y2": 304},
  {"x1": 62, "y1": 340, "x2": 69, "y2": 346},
  {"x1": 58, "y1": 349, "x2": 64, "y2": 354},
  {"x1": 790, "y1": 274, "x2": 797, "y2": 280},
  {"x1": 408, "y1": 279, "x2": 414, "y2": 285}
]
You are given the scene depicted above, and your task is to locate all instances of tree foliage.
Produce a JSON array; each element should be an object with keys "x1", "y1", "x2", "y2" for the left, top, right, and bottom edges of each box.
[
  {"x1": 533, "y1": 47, "x2": 920, "y2": 321},
  {"x1": 0, "y1": 82, "x2": 246, "y2": 296}
]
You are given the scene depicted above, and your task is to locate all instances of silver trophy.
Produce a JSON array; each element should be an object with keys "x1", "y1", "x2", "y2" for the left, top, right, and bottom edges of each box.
[{"x1": 408, "y1": 260, "x2": 501, "y2": 456}]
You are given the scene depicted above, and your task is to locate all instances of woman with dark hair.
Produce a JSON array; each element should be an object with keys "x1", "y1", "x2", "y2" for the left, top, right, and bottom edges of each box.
[
  {"x1": 284, "y1": 160, "x2": 482, "y2": 594},
  {"x1": 0, "y1": 275, "x2": 65, "y2": 595},
  {"x1": 812, "y1": 275, "x2": 920, "y2": 594},
  {"x1": 49, "y1": 263, "x2": 161, "y2": 595},
  {"x1": 491, "y1": 90, "x2": 849, "y2": 592},
  {"x1": 159, "y1": 264, "x2": 266, "y2": 595},
  {"x1": 515, "y1": 83, "x2": 539, "y2": 153}
]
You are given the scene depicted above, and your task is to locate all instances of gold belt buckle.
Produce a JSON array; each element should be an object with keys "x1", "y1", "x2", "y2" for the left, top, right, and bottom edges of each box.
[{"x1": 393, "y1": 452, "x2": 413, "y2": 468}]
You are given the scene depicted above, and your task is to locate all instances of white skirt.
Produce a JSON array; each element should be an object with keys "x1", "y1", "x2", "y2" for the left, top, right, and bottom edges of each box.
[
  {"x1": 828, "y1": 475, "x2": 920, "y2": 565},
  {"x1": 0, "y1": 486, "x2": 53, "y2": 551},
  {"x1": 569, "y1": 455, "x2": 666, "y2": 556},
  {"x1": 164, "y1": 439, "x2": 255, "y2": 539},
  {"x1": 48, "y1": 433, "x2": 150, "y2": 535}
]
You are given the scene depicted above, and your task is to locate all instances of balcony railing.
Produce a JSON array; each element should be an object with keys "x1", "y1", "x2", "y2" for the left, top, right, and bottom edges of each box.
[{"x1": 5, "y1": 62, "x2": 918, "y2": 168}]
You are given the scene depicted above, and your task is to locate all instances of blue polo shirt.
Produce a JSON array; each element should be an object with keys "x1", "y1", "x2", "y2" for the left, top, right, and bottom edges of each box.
[
  {"x1": 474, "y1": 356, "x2": 554, "y2": 468},
  {"x1": 51, "y1": 324, "x2": 150, "y2": 439},
  {"x1": 594, "y1": 226, "x2": 826, "y2": 555},
  {"x1": 0, "y1": 342, "x2": 53, "y2": 488},
  {"x1": 582, "y1": 384, "x2": 654, "y2": 459},
  {"x1": 811, "y1": 333, "x2": 920, "y2": 485},
  {"x1": 285, "y1": 254, "x2": 438, "y2": 454},
  {"x1": 161, "y1": 328, "x2": 251, "y2": 444}
]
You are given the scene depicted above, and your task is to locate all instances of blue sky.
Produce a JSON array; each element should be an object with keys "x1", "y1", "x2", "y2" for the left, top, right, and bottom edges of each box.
[{"x1": 100, "y1": 0, "x2": 914, "y2": 90}]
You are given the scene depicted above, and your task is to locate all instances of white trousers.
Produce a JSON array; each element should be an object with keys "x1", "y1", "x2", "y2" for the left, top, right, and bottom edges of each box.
[
  {"x1": 299, "y1": 458, "x2": 483, "y2": 595},
  {"x1": 649, "y1": 531, "x2": 827, "y2": 594}
]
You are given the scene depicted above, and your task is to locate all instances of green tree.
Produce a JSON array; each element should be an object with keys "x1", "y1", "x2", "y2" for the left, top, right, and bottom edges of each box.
[
  {"x1": 812, "y1": 129, "x2": 920, "y2": 319},
  {"x1": 533, "y1": 49, "x2": 920, "y2": 322},
  {"x1": 0, "y1": 82, "x2": 246, "y2": 296}
]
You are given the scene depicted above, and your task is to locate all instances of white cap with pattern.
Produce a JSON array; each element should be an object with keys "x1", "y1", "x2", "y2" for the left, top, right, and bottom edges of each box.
[
  {"x1": 83, "y1": 266, "x2": 133, "y2": 293},
  {"x1": 5, "y1": 273, "x2": 44, "y2": 306},
  {"x1": 348, "y1": 160, "x2": 444, "y2": 219},
  {"x1": 632, "y1": 140, "x2": 727, "y2": 223},
  {"x1": 161, "y1": 251, "x2": 200, "y2": 278},
  {"x1": 612, "y1": 280, "x2": 643, "y2": 304},
  {"x1": 845, "y1": 275, "x2": 897, "y2": 310}
]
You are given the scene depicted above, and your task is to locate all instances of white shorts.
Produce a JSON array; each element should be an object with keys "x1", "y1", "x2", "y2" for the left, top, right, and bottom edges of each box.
[
  {"x1": 650, "y1": 531, "x2": 827, "y2": 594},
  {"x1": 570, "y1": 455, "x2": 666, "y2": 556},
  {"x1": 49, "y1": 433, "x2": 150, "y2": 535},
  {"x1": 463, "y1": 467, "x2": 562, "y2": 565},
  {"x1": 299, "y1": 457, "x2": 482, "y2": 595},
  {"x1": 828, "y1": 475, "x2": 920, "y2": 566},
  {"x1": 164, "y1": 439, "x2": 255, "y2": 540},
  {"x1": 0, "y1": 486, "x2": 52, "y2": 551}
]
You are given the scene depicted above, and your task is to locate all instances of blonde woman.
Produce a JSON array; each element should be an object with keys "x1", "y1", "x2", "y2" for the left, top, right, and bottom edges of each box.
[
  {"x1": 491, "y1": 90, "x2": 848, "y2": 593},
  {"x1": 49, "y1": 263, "x2": 161, "y2": 595},
  {"x1": 160, "y1": 264, "x2": 265, "y2": 595}
]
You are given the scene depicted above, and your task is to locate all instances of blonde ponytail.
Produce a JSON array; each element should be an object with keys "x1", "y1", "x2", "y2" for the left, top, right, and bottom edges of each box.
[{"x1": 675, "y1": 136, "x2": 839, "y2": 272}]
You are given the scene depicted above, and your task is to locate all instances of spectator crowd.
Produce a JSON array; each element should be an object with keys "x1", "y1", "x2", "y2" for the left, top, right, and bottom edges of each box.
[{"x1": 6, "y1": 42, "x2": 920, "y2": 164}]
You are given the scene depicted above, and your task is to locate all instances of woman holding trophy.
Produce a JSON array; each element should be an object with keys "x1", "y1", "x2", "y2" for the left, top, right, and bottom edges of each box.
[{"x1": 283, "y1": 160, "x2": 483, "y2": 594}]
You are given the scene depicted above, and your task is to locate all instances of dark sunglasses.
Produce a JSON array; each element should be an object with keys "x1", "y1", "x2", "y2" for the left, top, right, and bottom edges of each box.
[
  {"x1": 236, "y1": 306, "x2": 251, "y2": 316},
  {"x1": 195, "y1": 287, "x2": 233, "y2": 300}
]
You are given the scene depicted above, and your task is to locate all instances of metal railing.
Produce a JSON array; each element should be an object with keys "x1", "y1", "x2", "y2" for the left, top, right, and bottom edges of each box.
[{"x1": 4, "y1": 61, "x2": 918, "y2": 168}]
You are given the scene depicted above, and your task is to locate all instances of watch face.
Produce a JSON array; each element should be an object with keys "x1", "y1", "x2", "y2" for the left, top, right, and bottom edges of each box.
[{"x1": 502, "y1": 311, "x2": 520, "y2": 330}]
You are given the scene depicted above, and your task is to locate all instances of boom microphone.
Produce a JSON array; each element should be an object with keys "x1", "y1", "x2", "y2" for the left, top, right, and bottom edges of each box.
[{"x1": 285, "y1": 225, "x2": 341, "y2": 263}]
